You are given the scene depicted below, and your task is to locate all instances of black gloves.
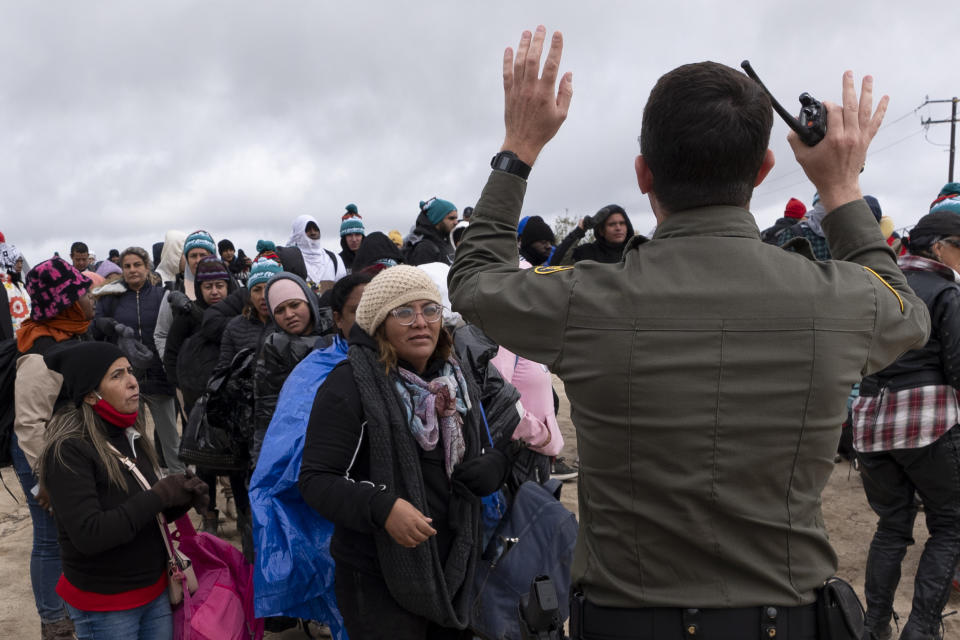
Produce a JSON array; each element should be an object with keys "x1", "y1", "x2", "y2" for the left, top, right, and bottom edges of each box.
[
  {"x1": 151, "y1": 471, "x2": 209, "y2": 513},
  {"x1": 452, "y1": 449, "x2": 509, "y2": 497},
  {"x1": 94, "y1": 316, "x2": 119, "y2": 337},
  {"x1": 167, "y1": 291, "x2": 194, "y2": 316}
]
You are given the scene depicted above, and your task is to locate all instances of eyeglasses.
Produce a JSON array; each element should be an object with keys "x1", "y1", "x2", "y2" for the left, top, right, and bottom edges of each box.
[
  {"x1": 390, "y1": 303, "x2": 443, "y2": 325},
  {"x1": 940, "y1": 237, "x2": 960, "y2": 249}
]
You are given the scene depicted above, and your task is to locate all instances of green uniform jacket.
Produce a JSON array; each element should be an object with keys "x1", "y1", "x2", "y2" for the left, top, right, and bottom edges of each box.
[{"x1": 448, "y1": 170, "x2": 930, "y2": 608}]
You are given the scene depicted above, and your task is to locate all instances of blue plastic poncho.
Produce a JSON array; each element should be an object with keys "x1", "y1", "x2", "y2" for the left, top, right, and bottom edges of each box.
[{"x1": 249, "y1": 335, "x2": 348, "y2": 638}]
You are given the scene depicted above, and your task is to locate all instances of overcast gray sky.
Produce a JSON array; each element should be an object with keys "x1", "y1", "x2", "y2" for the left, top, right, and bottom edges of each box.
[{"x1": 2, "y1": 1, "x2": 957, "y2": 264}]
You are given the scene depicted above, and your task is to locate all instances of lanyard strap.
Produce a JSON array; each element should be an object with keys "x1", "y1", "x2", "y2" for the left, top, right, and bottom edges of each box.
[{"x1": 106, "y1": 444, "x2": 179, "y2": 565}]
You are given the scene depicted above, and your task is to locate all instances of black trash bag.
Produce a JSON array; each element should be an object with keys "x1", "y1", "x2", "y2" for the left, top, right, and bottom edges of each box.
[{"x1": 179, "y1": 348, "x2": 256, "y2": 472}]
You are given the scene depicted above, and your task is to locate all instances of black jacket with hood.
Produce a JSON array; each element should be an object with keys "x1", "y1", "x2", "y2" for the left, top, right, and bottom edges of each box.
[
  {"x1": 404, "y1": 211, "x2": 455, "y2": 266},
  {"x1": 163, "y1": 274, "x2": 238, "y2": 407},
  {"x1": 353, "y1": 232, "x2": 404, "y2": 273},
  {"x1": 554, "y1": 205, "x2": 638, "y2": 265},
  {"x1": 251, "y1": 272, "x2": 331, "y2": 464}
]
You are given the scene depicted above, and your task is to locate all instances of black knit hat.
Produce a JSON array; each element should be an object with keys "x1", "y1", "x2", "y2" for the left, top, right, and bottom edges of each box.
[
  {"x1": 520, "y1": 215, "x2": 555, "y2": 246},
  {"x1": 906, "y1": 211, "x2": 960, "y2": 253},
  {"x1": 194, "y1": 256, "x2": 230, "y2": 282},
  {"x1": 44, "y1": 342, "x2": 125, "y2": 406}
]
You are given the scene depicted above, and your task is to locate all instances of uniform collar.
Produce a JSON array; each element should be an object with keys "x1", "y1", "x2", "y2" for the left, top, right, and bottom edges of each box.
[{"x1": 651, "y1": 206, "x2": 761, "y2": 241}]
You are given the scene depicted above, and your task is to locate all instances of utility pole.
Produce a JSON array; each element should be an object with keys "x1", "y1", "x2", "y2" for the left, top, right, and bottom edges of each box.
[{"x1": 922, "y1": 96, "x2": 959, "y2": 182}]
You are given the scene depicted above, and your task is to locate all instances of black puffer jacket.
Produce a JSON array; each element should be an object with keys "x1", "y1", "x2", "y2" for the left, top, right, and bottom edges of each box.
[
  {"x1": 251, "y1": 273, "x2": 330, "y2": 464},
  {"x1": 860, "y1": 260, "x2": 960, "y2": 395},
  {"x1": 404, "y1": 211, "x2": 455, "y2": 266},
  {"x1": 94, "y1": 279, "x2": 172, "y2": 396},
  {"x1": 217, "y1": 313, "x2": 273, "y2": 371},
  {"x1": 164, "y1": 276, "x2": 238, "y2": 408}
]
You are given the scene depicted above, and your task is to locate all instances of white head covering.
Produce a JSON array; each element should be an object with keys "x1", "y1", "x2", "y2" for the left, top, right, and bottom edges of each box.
[{"x1": 287, "y1": 214, "x2": 341, "y2": 284}]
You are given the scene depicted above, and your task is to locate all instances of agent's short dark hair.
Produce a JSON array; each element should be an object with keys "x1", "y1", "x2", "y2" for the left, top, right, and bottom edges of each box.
[
  {"x1": 70, "y1": 241, "x2": 89, "y2": 255},
  {"x1": 640, "y1": 61, "x2": 772, "y2": 213},
  {"x1": 218, "y1": 239, "x2": 235, "y2": 254}
]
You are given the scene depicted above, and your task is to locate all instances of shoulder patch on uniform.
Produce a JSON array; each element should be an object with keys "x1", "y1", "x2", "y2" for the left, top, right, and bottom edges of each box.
[
  {"x1": 533, "y1": 266, "x2": 573, "y2": 275},
  {"x1": 862, "y1": 266, "x2": 904, "y2": 313}
]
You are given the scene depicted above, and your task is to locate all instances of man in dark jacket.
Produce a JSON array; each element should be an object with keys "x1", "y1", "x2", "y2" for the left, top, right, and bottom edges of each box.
[
  {"x1": 339, "y1": 217, "x2": 365, "y2": 273},
  {"x1": 94, "y1": 247, "x2": 184, "y2": 473},
  {"x1": 554, "y1": 204, "x2": 636, "y2": 264},
  {"x1": 449, "y1": 28, "x2": 928, "y2": 637},
  {"x1": 518, "y1": 215, "x2": 556, "y2": 266},
  {"x1": 759, "y1": 197, "x2": 805, "y2": 244},
  {"x1": 404, "y1": 198, "x2": 459, "y2": 266}
]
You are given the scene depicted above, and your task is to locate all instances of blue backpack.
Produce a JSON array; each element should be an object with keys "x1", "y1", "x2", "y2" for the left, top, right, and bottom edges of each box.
[{"x1": 470, "y1": 478, "x2": 578, "y2": 640}]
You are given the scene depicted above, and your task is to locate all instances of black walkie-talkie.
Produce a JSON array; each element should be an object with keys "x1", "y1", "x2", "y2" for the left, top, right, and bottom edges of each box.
[{"x1": 741, "y1": 60, "x2": 826, "y2": 146}]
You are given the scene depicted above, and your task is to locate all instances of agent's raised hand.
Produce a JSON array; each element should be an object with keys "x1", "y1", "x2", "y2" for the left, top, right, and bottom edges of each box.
[
  {"x1": 502, "y1": 25, "x2": 573, "y2": 167},
  {"x1": 789, "y1": 71, "x2": 888, "y2": 213}
]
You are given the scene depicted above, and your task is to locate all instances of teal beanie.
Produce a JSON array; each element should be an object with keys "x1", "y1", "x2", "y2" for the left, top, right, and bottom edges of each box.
[
  {"x1": 421, "y1": 198, "x2": 457, "y2": 225},
  {"x1": 340, "y1": 217, "x2": 365, "y2": 237},
  {"x1": 247, "y1": 257, "x2": 282, "y2": 288},
  {"x1": 930, "y1": 182, "x2": 960, "y2": 215}
]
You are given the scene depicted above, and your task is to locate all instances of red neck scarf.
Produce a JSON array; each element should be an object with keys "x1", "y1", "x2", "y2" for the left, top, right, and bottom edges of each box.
[{"x1": 93, "y1": 399, "x2": 138, "y2": 428}]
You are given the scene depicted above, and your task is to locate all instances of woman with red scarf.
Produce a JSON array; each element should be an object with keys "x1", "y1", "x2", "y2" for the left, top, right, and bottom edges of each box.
[{"x1": 38, "y1": 341, "x2": 208, "y2": 640}]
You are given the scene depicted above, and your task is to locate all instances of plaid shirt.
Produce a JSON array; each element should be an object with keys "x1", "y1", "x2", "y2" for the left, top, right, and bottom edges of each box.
[
  {"x1": 852, "y1": 255, "x2": 960, "y2": 452},
  {"x1": 776, "y1": 222, "x2": 831, "y2": 260}
]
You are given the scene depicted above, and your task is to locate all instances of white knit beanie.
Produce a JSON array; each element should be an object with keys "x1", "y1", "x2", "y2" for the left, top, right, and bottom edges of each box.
[{"x1": 355, "y1": 265, "x2": 443, "y2": 334}]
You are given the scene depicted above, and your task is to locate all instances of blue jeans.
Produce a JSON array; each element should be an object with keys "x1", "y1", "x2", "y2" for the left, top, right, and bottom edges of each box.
[
  {"x1": 66, "y1": 591, "x2": 173, "y2": 640},
  {"x1": 10, "y1": 433, "x2": 68, "y2": 624}
]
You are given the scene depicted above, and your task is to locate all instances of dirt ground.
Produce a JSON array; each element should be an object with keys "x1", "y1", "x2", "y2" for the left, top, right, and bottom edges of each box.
[{"x1": 2, "y1": 377, "x2": 958, "y2": 638}]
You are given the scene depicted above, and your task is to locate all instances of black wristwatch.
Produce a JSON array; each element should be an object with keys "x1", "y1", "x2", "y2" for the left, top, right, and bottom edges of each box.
[{"x1": 490, "y1": 150, "x2": 531, "y2": 179}]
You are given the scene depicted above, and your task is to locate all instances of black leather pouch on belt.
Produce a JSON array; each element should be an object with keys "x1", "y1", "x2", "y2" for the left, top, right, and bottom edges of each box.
[
  {"x1": 816, "y1": 577, "x2": 865, "y2": 640},
  {"x1": 569, "y1": 590, "x2": 584, "y2": 638}
]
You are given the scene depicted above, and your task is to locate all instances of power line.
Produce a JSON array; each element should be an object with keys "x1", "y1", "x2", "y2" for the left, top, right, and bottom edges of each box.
[
  {"x1": 754, "y1": 128, "x2": 925, "y2": 200},
  {"x1": 760, "y1": 103, "x2": 926, "y2": 187}
]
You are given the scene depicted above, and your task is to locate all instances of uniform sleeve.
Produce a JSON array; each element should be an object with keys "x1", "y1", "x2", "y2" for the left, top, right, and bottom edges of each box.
[
  {"x1": 13, "y1": 354, "x2": 63, "y2": 471},
  {"x1": 43, "y1": 439, "x2": 165, "y2": 556},
  {"x1": 822, "y1": 199, "x2": 930, "y2": 375},
  {"x1": 448, "y1": 170, "x2": 574, "y2": 368}
]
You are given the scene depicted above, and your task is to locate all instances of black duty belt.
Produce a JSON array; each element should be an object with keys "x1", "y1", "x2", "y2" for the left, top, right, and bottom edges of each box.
[{"x1": 571, "y1": 596, "x2": 819, "y2": 640}]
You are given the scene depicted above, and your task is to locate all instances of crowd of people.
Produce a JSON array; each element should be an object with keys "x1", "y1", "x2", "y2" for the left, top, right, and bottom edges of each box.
[{"x1": 4, "y1": 24, "x2": 960, "y2": 640}]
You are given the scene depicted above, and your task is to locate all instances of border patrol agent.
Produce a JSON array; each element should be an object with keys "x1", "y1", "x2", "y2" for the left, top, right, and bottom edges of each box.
[{"x1": 448, "y1": 27, "x2": 930, "y2": 640}]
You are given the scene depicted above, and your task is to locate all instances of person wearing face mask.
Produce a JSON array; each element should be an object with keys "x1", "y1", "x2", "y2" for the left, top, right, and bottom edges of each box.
[
  {"x1": 39, "y1": 342, "x2": 208, "y2": 640},
  {"x1": 251, "y1": 272, "x2": 328, "y2": 466},
  {"x1": 288, "y1": 215, "x2": 345, "y2": 292},
  {"x1": 12, "y1": 257, "x2": 95, "y2": 640},
  {"x1": 299, "y1": 266, "x2": 512, "y2": 638},
  {"x1": 248, "y1": 271, "x2": 372, "y2": 635},
  {"x1": 853, "y1": 211, "x2": 960, "y2": 639}
]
